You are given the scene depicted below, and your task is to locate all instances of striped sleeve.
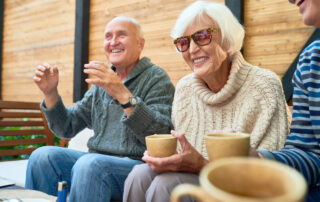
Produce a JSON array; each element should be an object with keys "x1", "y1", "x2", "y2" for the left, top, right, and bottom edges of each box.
[{"x1": 258, "y1": 39, "x2": 320, "y2": 187}]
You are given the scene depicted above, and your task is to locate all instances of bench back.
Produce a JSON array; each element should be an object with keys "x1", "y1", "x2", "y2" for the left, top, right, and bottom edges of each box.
[{"x1": 0, "y1": 100, "x2": 54, "y2": 160}]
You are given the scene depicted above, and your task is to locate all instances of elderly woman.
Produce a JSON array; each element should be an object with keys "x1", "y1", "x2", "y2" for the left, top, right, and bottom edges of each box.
[{"x1": 123, "y1": 1, "x2": 291, "y2": 202}]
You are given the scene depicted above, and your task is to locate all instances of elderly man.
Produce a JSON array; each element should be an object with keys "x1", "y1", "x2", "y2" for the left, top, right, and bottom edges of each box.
[{"x1": 26, "y1": 16, "x2": 175, "y2": 202}]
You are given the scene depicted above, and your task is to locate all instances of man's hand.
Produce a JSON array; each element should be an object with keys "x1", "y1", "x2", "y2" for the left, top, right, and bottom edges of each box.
[
  {"x1": 33, "y1": 63, "x2": 59, "y2": 108},
  {"x1": 83, "y1": 61, "x2": 132, "y2": 104},
  {"x1": 143, "y1": 130, "x2": 209, "y2": 174}
]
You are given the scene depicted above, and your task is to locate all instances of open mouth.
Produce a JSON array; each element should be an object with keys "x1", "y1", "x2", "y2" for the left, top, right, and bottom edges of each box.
[
  {"x1": 193, "y1": 57, "x2": 208, "y2": 66},
  {"x1": 111, "y1": 49, "x2": 123, "y2": 53}
]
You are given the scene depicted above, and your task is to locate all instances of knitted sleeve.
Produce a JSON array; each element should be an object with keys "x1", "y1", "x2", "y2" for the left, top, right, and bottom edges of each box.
[
  {"x1": 40, "y1": 85, "x2": 95, "y2": 138},
  {"x1": 123, "y1": 66, "x2": 175, "y2": 140},
  {"x1": 258, "y1": 39, "x2": 320, "y2": 186},
  {"x1": 248, "y1": 68, "x2": 290, "y2": 151}
]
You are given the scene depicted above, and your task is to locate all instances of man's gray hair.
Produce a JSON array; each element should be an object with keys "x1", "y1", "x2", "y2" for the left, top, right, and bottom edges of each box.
[
  {"x1": 171, "y1": 1, "x2": 244, "y2": 55},
  {"x1": 110, "y1": 16, "x2": 144, "y2": 38}
]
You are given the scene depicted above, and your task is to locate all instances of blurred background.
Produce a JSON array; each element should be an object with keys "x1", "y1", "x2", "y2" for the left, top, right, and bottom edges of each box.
[{"x1": 1, "y1": 0, "x2": 314, "y2": 106}]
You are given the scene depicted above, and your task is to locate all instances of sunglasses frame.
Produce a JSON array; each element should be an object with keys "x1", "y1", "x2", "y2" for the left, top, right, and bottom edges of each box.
[{"x1": 173, "y1": 28, "x2": 217, "y2": 52}]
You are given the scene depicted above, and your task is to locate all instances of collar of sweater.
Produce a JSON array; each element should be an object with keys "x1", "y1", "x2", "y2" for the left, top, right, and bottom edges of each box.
[
  {"x1": 191, "y1": 51, "x2": 251, "y2": 105},
  {"x1": 110, "y1": 57, "x2": 153, "y2": 83}
]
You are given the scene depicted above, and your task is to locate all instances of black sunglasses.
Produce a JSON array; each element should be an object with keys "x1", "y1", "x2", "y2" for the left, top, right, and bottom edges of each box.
[
  {"x1": 173, "y1": 28, "x2": 217, "y2": 52},
  {"x1": 288, "y1": 0, "x2": 302, "y2": 5}
]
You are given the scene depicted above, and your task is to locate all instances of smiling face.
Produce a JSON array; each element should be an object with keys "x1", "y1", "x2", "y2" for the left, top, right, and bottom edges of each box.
[
  {"x1": 103, "y1": 19, "x2": 144, "y2": 69},
  {"x1": 294, "y1": 0, "x2": 320, "y2": 28},
  {"x1": 181, "y1": 16, "x2": 229, "y2": 82}
]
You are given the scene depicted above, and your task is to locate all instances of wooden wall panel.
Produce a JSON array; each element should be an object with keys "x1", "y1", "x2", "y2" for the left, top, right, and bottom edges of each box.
[
  {"x1": 1, "y1": 0, "x2": 311, "y2": 106},
  {"x1": 244, "y1": 0, "x2": 314, "y2": 76},
  {"x1": 89, "y1": 0, "x2": 224, "y2": 85},
  {"x1": 2, "y1": 0, "x2": 75, "y2": 106}
]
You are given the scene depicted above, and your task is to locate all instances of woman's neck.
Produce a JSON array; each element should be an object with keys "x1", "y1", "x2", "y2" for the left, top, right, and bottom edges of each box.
[{"x1": 204, "y1": 58, "x2": 232, "y2": 93}]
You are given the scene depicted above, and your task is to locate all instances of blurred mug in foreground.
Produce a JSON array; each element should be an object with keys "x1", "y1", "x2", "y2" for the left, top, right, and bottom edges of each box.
[
  {"x1": 145, "y1": 134, "x2": 177, "y2": 157},
  {"x1": 171, "y1": 157, "x2": 307, "y2": 202},
  {"x1": 205, "y1": 132, "x2": 250, "y2": 161}
]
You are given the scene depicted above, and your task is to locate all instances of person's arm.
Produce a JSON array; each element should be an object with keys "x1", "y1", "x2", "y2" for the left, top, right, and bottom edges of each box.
[
  {"x1": 40, "y1": 87, "x2": 94, "y2": 139},
  {"x1": 247, "y1": 70, "x2": 290, "y2": 151},
  {"x1": 121, "y1": 67, "x2": 175, "y2": 142},
  {"x1": 257, "y1": 148, "x2": 320, "y2": 186},
  {"x1": 252, "y1": 42, "x2": 320, "y2": 186},
  {"x1": 83, "y1": 61, "x2": 136, "y2": 116}
]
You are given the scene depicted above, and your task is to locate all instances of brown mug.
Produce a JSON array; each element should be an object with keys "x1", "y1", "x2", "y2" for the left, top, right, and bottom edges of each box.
[
  {"x1": 145, "y1": 134, "x2": 177, "y2": 157},
  {"x1": 205, "y1": 132, "x2": 250, "y2": 161},
  {"x1": 171, "y1": 157, "x2": 307, "y2": 202}
]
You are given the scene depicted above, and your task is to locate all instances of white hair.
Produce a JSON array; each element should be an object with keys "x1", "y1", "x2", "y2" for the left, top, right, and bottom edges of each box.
[
  {"x1": 171, "y1": 1, "x2": 244, "y2": 54},
  {"x1": 110, "y1": 16, "x2": 144, "y2": 39}
]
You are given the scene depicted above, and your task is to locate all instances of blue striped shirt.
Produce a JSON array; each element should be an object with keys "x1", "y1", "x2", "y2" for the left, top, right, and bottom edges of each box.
[{"x1": 258, "y1": 39, "x2": 320, "y2": 188}]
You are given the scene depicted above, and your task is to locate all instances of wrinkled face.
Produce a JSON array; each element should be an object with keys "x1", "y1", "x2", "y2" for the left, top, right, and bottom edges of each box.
[
  {"x1": 104, "y1": 20, "x2": 143, "y2": 69},
  {"x1": 181, "y1": 16, "x2": 228, "y2": 80},
  {"x1": 291, "y1": 0, "x2": 320, "y2": 28}
]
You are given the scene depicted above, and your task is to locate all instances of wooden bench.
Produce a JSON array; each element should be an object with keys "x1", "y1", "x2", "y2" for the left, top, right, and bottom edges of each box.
[
  {"x1": 0, "y1": 100, "x2": 94, "y2": 186},
  {"x1": 0, "y1": 100, "x2": 55, "y2": 160}
]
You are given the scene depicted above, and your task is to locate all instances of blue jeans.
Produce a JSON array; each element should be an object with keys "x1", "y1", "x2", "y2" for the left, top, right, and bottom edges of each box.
[{"x1": 25, "y1": 146, "x2": 143, "y2": 202}]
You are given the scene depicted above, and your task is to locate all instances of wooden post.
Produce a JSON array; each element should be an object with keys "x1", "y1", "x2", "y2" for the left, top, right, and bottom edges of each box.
[{"x1": 73, "y1": 0, "x2": 90, "y2": 102}]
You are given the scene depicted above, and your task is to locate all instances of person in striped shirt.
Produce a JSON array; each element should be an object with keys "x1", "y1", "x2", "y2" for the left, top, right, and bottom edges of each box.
[{"x1": 251, "y1": 0, "x2": 320, "y2": 201}]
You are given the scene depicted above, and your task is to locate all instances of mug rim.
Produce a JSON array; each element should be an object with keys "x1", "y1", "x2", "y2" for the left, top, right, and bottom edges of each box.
[
  {"x1": 200, "y1": 157, "x2": 307, "y2": 202},
  {"x1": 145, "y1": 134, "x2": 177, "y2": 140},
  {"x1": 206, "y1": 133, "x2": 250, "y2": 139}
]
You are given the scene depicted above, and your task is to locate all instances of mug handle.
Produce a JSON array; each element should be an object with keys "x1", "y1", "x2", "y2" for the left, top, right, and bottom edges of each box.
[{"x1": 170, "y1": 184, "x2": 208, "y2": 202}]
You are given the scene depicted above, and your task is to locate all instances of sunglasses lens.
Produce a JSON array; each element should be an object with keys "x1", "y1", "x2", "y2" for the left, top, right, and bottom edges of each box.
[
  {"x1": 288, "y1": 0, "x2": 295, "y2": 4},
  {"x1": 175, "y1": 37, "x2": 190, "y2": 52},
  {"x1": 193, "y1": 30, "x2": 212, "y2": 46},
  {"x1": 174, "y1": 28, "x2": 213, "y2": 52}
]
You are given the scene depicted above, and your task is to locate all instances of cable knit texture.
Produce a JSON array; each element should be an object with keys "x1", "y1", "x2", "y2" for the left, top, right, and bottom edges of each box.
[{"x1": 172, "y1": 52, "x2": 291, "y2": 158}]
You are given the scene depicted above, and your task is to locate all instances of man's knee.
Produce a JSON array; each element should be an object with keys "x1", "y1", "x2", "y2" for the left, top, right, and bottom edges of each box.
[
  {"x1": 72, "y1": 154, "x2": 111, "y2": 177},
  {"x1": 29, "y1": 146, "x2": 60, "y2": 165}
]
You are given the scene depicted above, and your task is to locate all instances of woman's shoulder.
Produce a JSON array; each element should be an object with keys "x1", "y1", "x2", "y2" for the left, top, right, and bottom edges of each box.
[
  {"x1": 244, "y1": 66, "x2": 285, "y2": 105},
  {"x1": 175, "y1": 73, "x2": 195, "y2": 89},
  {"x1": 247, "y1": 66, "x2": 281, "y2": 88},
  {"x1": 173, "y1": 73, "x2": 195, "y2": 101}
]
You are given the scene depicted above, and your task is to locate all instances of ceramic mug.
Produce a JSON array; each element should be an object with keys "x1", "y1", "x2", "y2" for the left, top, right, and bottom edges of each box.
[
  {"x1": 205, "y1": 133, "x2": 250, "y2": 161},
  {"x1": 171, "y1": 157, "x2": 307, "y2": 202},
  {"x1": 145, "y1": 134, "x2": 177, "y2": 157}
]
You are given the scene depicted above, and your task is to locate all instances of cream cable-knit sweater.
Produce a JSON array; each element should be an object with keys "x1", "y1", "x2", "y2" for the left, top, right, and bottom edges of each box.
[{"x1": 172, "y1": 52, "x2": 291, "y2": 159}]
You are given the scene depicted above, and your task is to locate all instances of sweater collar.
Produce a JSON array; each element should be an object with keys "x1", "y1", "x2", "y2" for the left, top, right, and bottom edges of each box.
[
  {"x1": 191, "y1": 51, "x2": 251, "y2": 105},
  {"x1": 110, "y1": 57, "x2": 153, "y2": 83}
]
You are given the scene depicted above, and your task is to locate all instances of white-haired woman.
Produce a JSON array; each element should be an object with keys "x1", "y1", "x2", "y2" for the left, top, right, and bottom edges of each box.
[{"x1": 123, "y1": 1, "x2": 291, "y2": 201}]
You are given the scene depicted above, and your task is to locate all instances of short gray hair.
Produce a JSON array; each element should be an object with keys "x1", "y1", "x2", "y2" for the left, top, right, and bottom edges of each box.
[
  {"x1": 171, "y1": 1, "x2": 244, "y2": 55},
  {"x1": 109, "y1": 16, "x2": 144, "y2": 39}
]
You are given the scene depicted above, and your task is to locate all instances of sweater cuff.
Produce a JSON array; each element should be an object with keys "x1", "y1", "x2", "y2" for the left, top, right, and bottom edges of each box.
[
  {"x1": 40, "y1": 96, "x2": 69, "y2": 131},
  {"x1": 122, "y1": 97, "x2": 154, "y2": 135},
  {"x1": 257, "y1": 149, "x2": 276, "y2": 160}
]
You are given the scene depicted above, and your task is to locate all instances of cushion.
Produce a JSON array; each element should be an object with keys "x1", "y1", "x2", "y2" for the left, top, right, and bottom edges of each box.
[{"x1": 67, "y1": 128, "x2": 94, "y2": 152}]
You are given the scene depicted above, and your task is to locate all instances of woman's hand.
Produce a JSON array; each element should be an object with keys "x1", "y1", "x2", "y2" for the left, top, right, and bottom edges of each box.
[{"x1": 142, "y1": 130, "x2": 209, "y2": 174}]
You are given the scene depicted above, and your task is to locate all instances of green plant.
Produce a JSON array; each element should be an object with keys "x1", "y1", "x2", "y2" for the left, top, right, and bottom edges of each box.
[{"x1": 0, "y1": 124, "x2": 61, "y2": 160}]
